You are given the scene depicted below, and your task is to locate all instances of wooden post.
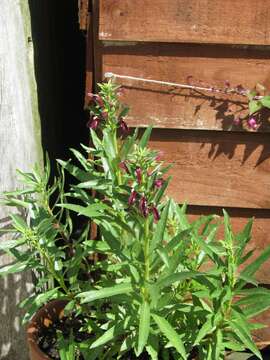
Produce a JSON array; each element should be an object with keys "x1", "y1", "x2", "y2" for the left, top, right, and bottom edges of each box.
[{"x1": 0, "y1": 0, "x2": 42, "y2": 358}]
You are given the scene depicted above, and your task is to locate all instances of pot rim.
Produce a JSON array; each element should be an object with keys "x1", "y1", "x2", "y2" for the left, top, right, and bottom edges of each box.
[{"x1": 27, "y1": 299, "x2": 68, "y2": 360}]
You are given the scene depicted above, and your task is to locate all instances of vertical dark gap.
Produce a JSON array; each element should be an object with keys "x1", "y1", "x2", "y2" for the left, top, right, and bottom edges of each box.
[{"x1": 28, "y1": 0, "x2": 88, "y2": 167}]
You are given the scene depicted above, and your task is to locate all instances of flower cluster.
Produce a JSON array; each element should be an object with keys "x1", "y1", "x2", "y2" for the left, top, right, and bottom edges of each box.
[
  {"x1": 86, "y1": 91, "x2": 129, "y2": 136},
  {"x1": 119, "y1": 158, "x2": 164, "y2": 221}
]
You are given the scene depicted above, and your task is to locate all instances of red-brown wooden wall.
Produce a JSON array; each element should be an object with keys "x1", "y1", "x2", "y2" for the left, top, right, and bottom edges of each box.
[{"x1": 81, "y1": 0, "x2": 270, "y2": 287}]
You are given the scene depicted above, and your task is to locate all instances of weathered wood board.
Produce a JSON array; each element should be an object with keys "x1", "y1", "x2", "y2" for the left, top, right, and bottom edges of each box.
[
  {"x1": 0, "y1": 1, "x2": 42, "y2": 358},
  {"x1": 99, "y1": 43, "x2": 270, "y2": 131},
  {"x1": 99, "y1": 0, "x2": 270, "y2": 45},
  {"x1": 148, "y1": 129, "x2": 270, "y2": 209},
  {"x1": 85, "y1": 0, "x2": 270, "y2": 287}
]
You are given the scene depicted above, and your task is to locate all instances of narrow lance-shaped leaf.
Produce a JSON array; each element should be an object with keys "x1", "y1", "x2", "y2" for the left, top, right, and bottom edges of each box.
[
  {"x1": 152, "y1": 314, "x2": 186, "y2": 360},
  {"x1": 138, "y1": 126, "x2": 153, "y2": 149},
  {"x1": 90, "y1": 322, "x2": 124, "y2": 349},
  {"x1": 150, "y1": 200, "x2": 171, "y2": 253},
  {"x1": 77, "y1": 282, "x2": 133, "y2": 303},
  {"x1": 237, "y1": 245, "x2": 270, "y2": 290},
  {"x1": 228, "y1": 318, "x2": 262, "y2": 360},
  {"x1": 137, "y1": 300, "x2": 150, "y2": 355}
]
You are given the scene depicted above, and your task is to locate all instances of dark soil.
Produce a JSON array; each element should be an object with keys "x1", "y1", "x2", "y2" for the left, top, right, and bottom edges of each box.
[{"x1": 38, "y1": 314, "x2": 91, "y2": 360}]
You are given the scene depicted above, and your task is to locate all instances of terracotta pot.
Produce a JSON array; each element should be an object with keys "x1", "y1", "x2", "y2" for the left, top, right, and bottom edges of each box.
[{"x1": 27, "y1": 299, "x2": 68, "y2": 360}]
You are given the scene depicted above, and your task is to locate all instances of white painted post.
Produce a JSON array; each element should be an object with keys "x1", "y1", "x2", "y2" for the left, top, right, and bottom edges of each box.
[{"x1": 0, "y1": 0, "x2": 42, "y2": 358}]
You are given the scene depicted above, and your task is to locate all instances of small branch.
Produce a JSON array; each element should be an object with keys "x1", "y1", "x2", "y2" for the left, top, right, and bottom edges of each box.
[{"x1": 104, "y1": 72, "x2": 264, "y2": 100}]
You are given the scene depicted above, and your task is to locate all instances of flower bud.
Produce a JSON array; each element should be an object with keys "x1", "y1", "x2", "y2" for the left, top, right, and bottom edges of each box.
[
  {"x1": 119, "y1": 161, "x2": 129, "y2": 174},
  {"x1": 248, "y1": 117, "x2": 258, "y2": 130},
  {"x1": 152, "y1": 206, "x2": 160, "y2": 222},
  {"x1": 119, "y1": 118, "x2": 129, "y2": 136},
  {"x1": 128, "y1": 190, "x2": 137, "y2": 206},
  {"x1": 233, "y1": 117, "x2": 241, "y2": 126},
  {"x1": 86, "y1": 116, "x2": 99, "y2": 130},
  {"x1": 93, "y1": 94, "x2": 104, "y2": 107},
  {"x1": 154, "y1": 178, "x2": 164, "y2": 188},
  {"x1": 139, "y1": 196, "x2": 149, "y2": 217},
  {"x1": 135, "y1": 167, "x2": 142, "y2": 184}
]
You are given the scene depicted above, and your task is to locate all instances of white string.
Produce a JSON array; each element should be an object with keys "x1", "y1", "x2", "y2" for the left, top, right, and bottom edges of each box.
[{"x1": 104, "y1": 72, "x2": 250, "y2": 97}]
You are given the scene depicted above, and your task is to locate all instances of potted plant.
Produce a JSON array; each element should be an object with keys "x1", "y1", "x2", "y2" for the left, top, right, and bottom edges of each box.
[{"x1": 1, "y1": 81, "x2": 270, "y2": 359}]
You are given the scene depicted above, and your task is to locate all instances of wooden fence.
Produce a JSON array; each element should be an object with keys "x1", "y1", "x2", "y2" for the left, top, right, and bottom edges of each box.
[{"x1": 81, "y1": 2, "x2": 270, "y2": 341}]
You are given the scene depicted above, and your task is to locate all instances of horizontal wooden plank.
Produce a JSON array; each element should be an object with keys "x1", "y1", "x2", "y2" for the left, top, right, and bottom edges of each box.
[
  {"x1": 147, "y1": 129, "x2": 270, "y2": 209},
  {"x1": 187, "y1": 206, "x2": 270, "y2": 283},
  {"x1": 99, "y1": 0, "x2": 270, "y2": 45},
  {"x1": 100, "y1": 43, "x2": 270, "y2": 131}
]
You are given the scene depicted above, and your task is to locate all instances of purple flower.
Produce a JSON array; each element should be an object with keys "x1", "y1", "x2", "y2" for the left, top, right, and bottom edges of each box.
[
  {"x1": 93, "y1": 95, "x2": 104, "y2": 107},
  {"x1": 119, "y1": 161, "x2": 129, "y2": 174},
  {"x1": 248, "y1": 117, "x2": 258, "y2": 130},
  {"x1": 128, "y1": 190, "x2": 137, "y2": 206},
  {"x1": 233, "y1": 117, "x2": 241, "y2": 126},
  {"x1": 135, "y1": 167, "x2": 142, "y2": 184},
  {"x1": 86, "y1": 116, "x2": 99, "y2": 130},
  {"x1": 139, "y1": 196, "x2": 149, "y2": 217},
  {"x1": 154, "y1": 178, "x2": 164, "y2": 188},
  {"x1": 152, "y1": 206, "x2": 160, "y2": 222},
  {"x1": 236, "y1": 84, "x2": 246, "y2": 95},
  {"x1": 155, "y1": 151, "x2": 164, "y2": 161},
  {"x1": 119, "y1": 118, "x2": 129, "y2": 136}
]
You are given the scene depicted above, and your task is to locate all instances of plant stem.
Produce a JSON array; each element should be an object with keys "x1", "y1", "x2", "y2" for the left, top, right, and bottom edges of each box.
[
  {"x1": 144, "y1": 217, "x2": 150, "y2": 284},
  {"x1": 113, "y1": 129, "x2": 122, "y2": 185}
]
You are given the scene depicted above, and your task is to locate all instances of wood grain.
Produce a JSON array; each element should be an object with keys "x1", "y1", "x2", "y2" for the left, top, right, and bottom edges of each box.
[
  {"x1": 99, "y1": 0, "x2": 270, "y2": 45},
  {"x1": 187, "y1": 206, "x2": 270, "y2": 283},
  {"x1": 99, "y1": 43, "x2": 270, "y2": 131},
  {"x1": 0, "y1": 1, "x2": 41, "y2": 358},
  {"x1": 148, "y1": 129, "x2": 270, "y2": 209},
  {"x1": 78, "y1": 0, "x2": 89, "y2": 31}
]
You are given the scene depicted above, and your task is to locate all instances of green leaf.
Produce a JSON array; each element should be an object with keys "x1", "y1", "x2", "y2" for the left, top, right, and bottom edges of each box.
[
  {"x1": 235, "y1": 218, "x2": 253, "y2": 261},
  {"x1": 150, "y1": 200, "x2": 170, "y2": 253},
  {"x1": 57, "y1": 203, "x2": 109, "y2": 218},
  {"x1": 83, "y1": 240, "x2": 111, "y2": 253},
  {"x1": 156, "y1": 248, "x2": 170, "y2": 268},
  {"x1": 69, "y1": 148, "x2": 89, "y2": 170},
  {"x1": 58, "y1": 332, "x2": 76, "y2": 360},
  {"x1": 237, "y1": 273, "x2": 258, "y2": 287},
  {"x1": 238, "y1": 245, "x2": 270, "y2": 289},
  {"x1": 158, "y1": 271, "x2": 199, "y2": 289},
  {"x1": 10, "y1": 214, "x2": 28, "y2": 233},
  {"x1": 261, "y1": 95, "x2": 270, "y2": 109},
  {"x1": 57, "y1": 159, "x2": 91, "y2": 182},
  {"x1": 146, "y1": 334, "x2": 159, "y2": 360},
  {"x1": 152, "y1": 314, "x2": 186, "y2": 359},
  {"x1": 228, "y1": 313, "x2": 262, "y2": 359},
  {"x1": 119, "y1": 106, "x2": 129, "y2": 118},
  {"x1": 138, "y1": 126, "x2": 153, "y2": 149},
  {"x1": 0, "y1": 238, "x2": 26, "y2": 251},
  {"x1": 138, "y1": 301, "x2": 150, "y2": 355},
  {"x1": 194, "y1": 316, "x2": 214, "y2": 345},
  {"x1": 153, "y1": 176, "x2": 171, "y2": 205},
  {"x1": 103, "y1": 128, "x2": 117, "y2": 160},
  {"x1": 21, "y1": 288, "x2": 62, "y2": 324},
  {"x1": 213, "y1": 329, "x2": 223, "y2": 360},
  {"x1": 0, "y1": 262, "x2": 28, "y2": 276},
  {"x1": 120, "y1": 128, "x2": 138, "y2": 158},
  {"x1": 242, "y1": 296, "x2": 270, "y2": 318},
  {"x1": 76, "y1": 179, "x2": 112, "y2": 191},
  {"x1": 249, "y1": 100, "x2": 263, "y2": 115},
  {"x1": 90, "y1": 324, "x2": 119, "y2": 349},
  {"x1": 77, "y1": 282, "x2": 133, "y2": 303}
]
